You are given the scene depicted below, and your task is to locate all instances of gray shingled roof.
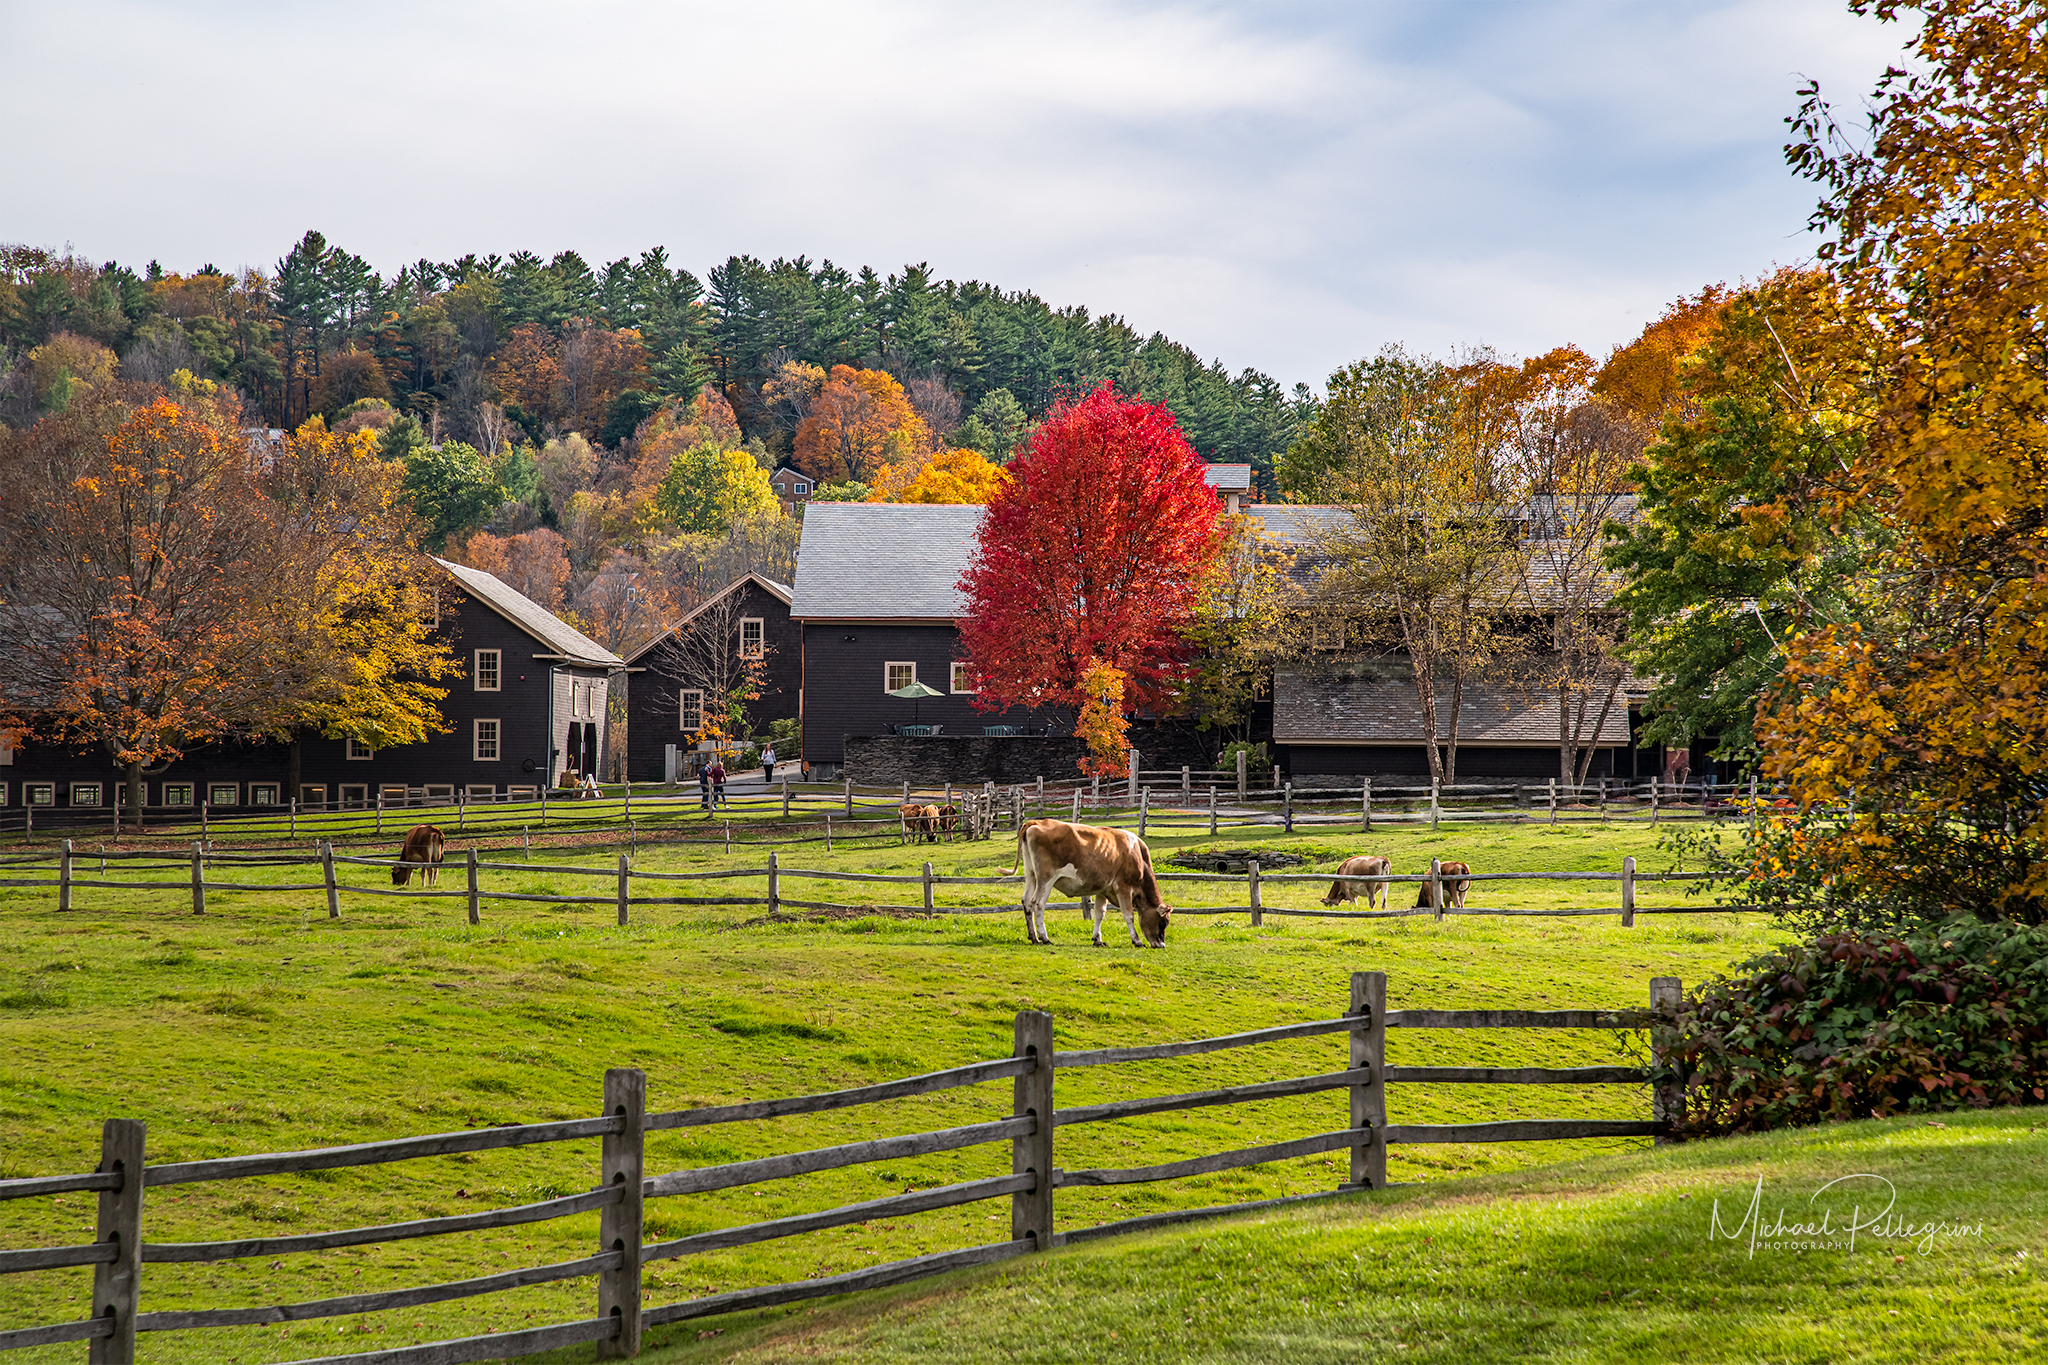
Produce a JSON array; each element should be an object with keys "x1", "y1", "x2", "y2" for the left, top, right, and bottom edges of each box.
[
  {"x1": 789, "y1": 503, "x2": 983, "y2": 620},
  {"x1": 435, "y1": 558, "x2": 623, "y2": 666},
  {"x1": 1204, "y1": 464, "x2": 1253, "y2": 492},
  {"x1": 1275, "y1": 660, "x2": 1632, "y2": 746}
]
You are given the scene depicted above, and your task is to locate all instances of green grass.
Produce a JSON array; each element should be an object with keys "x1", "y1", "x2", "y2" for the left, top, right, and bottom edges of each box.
[
  {"x1": 611, "y1": 1108, "x2": 2048, "y2": 1364},
  {"x1": 0, "y1": 818, "x2": 1773, "y2": 1362}
]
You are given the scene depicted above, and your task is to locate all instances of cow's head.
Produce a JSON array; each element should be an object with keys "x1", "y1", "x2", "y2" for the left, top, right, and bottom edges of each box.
[{"x1": 1138, "y1": 899, "x2": 1173, "y2": 948}]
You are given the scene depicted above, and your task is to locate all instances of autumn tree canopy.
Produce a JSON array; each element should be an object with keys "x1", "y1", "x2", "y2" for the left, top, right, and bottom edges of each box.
[
  {"x1": 791, "y1": 366, "x2": 928, "y2": 484},
  {"x1": 958, "y1": 386, "x2": 1224, "y2": 752}
]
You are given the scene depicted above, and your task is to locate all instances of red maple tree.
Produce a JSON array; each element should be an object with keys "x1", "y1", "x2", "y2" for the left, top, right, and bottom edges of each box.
[{"x1": 957, "y1": 385, "x2": 1224, "y2": 729}]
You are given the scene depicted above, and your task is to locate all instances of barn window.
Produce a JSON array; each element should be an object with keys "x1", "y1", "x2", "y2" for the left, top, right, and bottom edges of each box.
[
  {"x1": 885, "y1": 662, "x2": 917, "y2": 692},
  {"x1": 740, "y1": 618, "x2": 764, "y2": 660},
  {"x1": 680, "y1": 690, "x2": 704, "y2": 733},
  {"x1": 346, "y1": 738, "x2": 374, "y2": 761},
  {"x1": 249, "y1": 783, "x2": 281, "y2": 806},
  {"x1": 299, "y1": 785, "x2": 326, "y2": 809},
  {"x1": 474, "y1": 719, "x2": 501, "y2": 761},
  {"x1": 161, "y1": 783, "x2": 194, "y2": 807},
  {"x1": 71, "y1": 783, "x2": 104, "y2": 807},
  {"x1": 207, "y1": 783, "x2": 238, "y2": 807},
  {"x1": 951, "y1": 662, "x2": 977, "y2": 694},
  {"x1": 475, "y1": 649, "x2": 501, "y2": 691},
  {"x1": 24, "y1": 783, "x2": 55, "y2": 806},
  {"x1": 339, "y1": 783, "x2": 368, "y2": 809}
]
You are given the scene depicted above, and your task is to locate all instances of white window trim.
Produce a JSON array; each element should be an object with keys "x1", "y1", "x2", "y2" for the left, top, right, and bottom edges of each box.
[
  {"x1": 680, "y1": 689, "x2": 704, "y2": 733},
  {"x1": 71, "y1": 782, "x2": 103, "y2": 807},
  {"x1": 474, "y1": 648, "x2": 502, "y2": 692},
  {"x1": 951, "y1": 661, "x2": 977, "y2": 694},
  {"x1": 884, "y1": 661, "x2": 917, "y2": 693},
  {"x1": 25, "y1": 783, "x2": 55, "y2": 806},
  {"x1": 299, "y1": 785, "x2": 326, "y2": 808},
  {"x1": 206, "y1": 783, "x2": 239, "y2": 807},
  {"x1": 739, "y1": 617, "x2": 765, "y2": 660},
  {"x1": 161, "y1": 783, "x2": 194, "y2": 807},
  {"x1": 346, "y1": 738, "x2": 374, "y2": 761},
  {"x1": 474, "y1": 718, "x2": 502, "y2": 762}
]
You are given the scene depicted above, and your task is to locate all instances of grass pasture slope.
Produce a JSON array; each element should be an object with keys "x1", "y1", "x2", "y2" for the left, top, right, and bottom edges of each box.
[{"x1": 0, "y1": 807, "x2": 1784, "y2": 1361}]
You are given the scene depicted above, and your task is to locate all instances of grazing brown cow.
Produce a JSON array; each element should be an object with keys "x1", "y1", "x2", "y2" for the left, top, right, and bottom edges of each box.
[
  {"x1": 1322, "y1": 855, "x2": 1393, "y2": 909},
  {"x1": 1414, "y1": 861, "x2": 1472, "y2": 911},
  {"x1": 393, "y1": 825, "x2": 445, "y2": 886},
  {"x1": 936, "y1": 804, "x2": 959, "y2": 842},
  {"x1": 1010, "y1": 818, "x2": 1172, "y2": 948}
]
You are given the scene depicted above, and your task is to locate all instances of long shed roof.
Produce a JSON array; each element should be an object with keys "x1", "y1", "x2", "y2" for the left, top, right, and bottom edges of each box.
[
  {"x1": 1274, "y1": 660, "x2": 1637, "y2": 747},
  {"x1": 435, "y1": 558, "x2": 623, "y2": 666}
]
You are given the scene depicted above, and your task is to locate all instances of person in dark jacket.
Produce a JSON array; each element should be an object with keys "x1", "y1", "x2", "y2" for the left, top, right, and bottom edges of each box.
[
  {"x1": 696, "y1": 761, "x2": 712, "y2": 811},
  {"x1": 709, "y1": 758, "x2": 729, "y2": 809}
]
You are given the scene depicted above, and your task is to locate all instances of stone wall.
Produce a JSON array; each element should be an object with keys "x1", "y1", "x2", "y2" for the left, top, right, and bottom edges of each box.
[{"x1": 843, "y1": 734, "x2": 1087, "y2": 787}]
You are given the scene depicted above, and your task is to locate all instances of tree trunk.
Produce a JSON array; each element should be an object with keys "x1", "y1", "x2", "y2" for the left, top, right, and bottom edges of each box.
[
  {"x1": 288, "y1": 734, "x2": 303, "y2": 808},
  {"x1": 124, "y1": 760, "x2": 144, "y2": 836},
  {"x1": 1574, "y1": 671, "x2": 1625, "y2": 788},
  {"x1": 1411, "y1": 649, "x2": 1444, "y2": 784},
  {"x1": 1444, "y1": 665, "x2": 1465, "y2": 786}
]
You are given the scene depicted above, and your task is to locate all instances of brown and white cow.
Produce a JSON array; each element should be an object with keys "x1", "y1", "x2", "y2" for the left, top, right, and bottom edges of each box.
[
  {"x1": 1414, "y1": 861, "x2": 1472, "y2": 911},
  {"x1": 1322, "y1": 854, "x2": 1393, "y2": 909},
  {"x1": 1010, "y1": 818, "x2": 1172, "y2": 948},
  {"x1": 393, "y1": 825, "x2": 445, "y2": 886},
  {"x1": 899, "y1": 803, "x2": 940, "y2": 844}
]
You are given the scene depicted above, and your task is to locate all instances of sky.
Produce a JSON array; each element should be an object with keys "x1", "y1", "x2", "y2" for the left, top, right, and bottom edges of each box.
[{"x1": 0, "y1": 0, "x2": 1909, "y2": 388}]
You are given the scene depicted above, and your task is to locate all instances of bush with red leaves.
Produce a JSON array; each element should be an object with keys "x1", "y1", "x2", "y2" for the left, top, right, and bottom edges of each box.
[{"x1": 1654, "y1": 919, "x2": 2048, "y2": 1137}]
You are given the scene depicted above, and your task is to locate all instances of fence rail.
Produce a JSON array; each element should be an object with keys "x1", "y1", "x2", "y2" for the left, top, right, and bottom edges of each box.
[
  {"x1": 9, "y1": 839, "x2": 1753, "y2": 927},
  {"x1": 0, "y1": 969, "x2": 1679, "y2": 1362}
]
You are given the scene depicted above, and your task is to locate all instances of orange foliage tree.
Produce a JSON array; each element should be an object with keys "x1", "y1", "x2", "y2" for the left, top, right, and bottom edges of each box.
[{"x1": 791, "y1": 366, "x2": 927, "y2": 484}]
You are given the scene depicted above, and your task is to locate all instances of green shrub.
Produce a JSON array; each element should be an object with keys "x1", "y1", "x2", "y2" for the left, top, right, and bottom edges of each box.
[
  {"x1": 1654, "y1": 918, "x2": 2048, "y2": 1137},
  {"x1": 1214, "y1": 740, "x2": 1270, "y2": 775}
]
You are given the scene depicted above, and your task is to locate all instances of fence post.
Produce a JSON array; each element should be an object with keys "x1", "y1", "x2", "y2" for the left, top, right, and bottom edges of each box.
[
  {"x1": 1248, "y1": 859, "x2": 1262, "y2": 928},
  {"x1": 89, "y1": 1117, "x2": 146, "y2": 1365},
  {"x1": 1429, "y1": 857, "x2": 1443, "y2": 922},
  {"x1": 1283, "y1": 781, "x2": 1293, "y2": 833},
  {"x1": 825, "y1": 814, "x2": 833, "y2": 853},
  {"x1": 844, "y1": 777, "x2": 853, "y2": 818},
  {"x1": 200, "y1": 800, "x2": 208, "y2": 843},
  {"x1": 1748, "y1": 775, "x2": 1758, "y2": 840},
  {"x1": 523, "y1": 825, "x2": 531, "y2": 856},
  {"x1": 466, "y1": 848, "x2": 480, "y2": 926},
  {"x1": 1349, "y1": 971, "x2": 1386, "y2": 1190},
  {"x1": 1181, "y1": 765, "x2": 1190, "y2": 804},
  {"x1": 1011, "y1": 1011, "x2": 1055, "y2": 1252},
  {"x1": 1138, "y1": 786, "x2": 1149, "y2": 837},
  {"x1": 1362, "y1": 779, "x2": 1371, "y2": 834},
  {"x1": 1429, "y1": 780, "x2": 1439, "y2": 832},
  {"x1": 923, "y1": 860, "x2": 935, "y2": 914},
  {"x1": 724, "y1": 821, "x2": 732, "y2": 854},
  {"x1": 1650, "y1": 977, "x2": 1683, "y2": 1145},
  {"x1": 1236, "y1": 749, "x2": 1247, "y2": 801},
  {"x1": 598, "y1": 1066, "x2": 645, "y2": 1357},
  {"x1": 1071, "y1": 788, "x2": 1081, "y2": 823},
  {"x1": 1549, "y1": 777, "x2": 1558, "y2": 826},
  {"x1": 1621, "y1": 855, "x2": 1636, "y2": 929},
  {"x1": 903, "y1": 779, "x2": 910, "y2": 803},
  {"x1": 456, "y1": 791, "x2": 463, "y2": 835},
  {"x1": 1036, "y1": 775, "x2": 1044, "y2": 808},
  {"x1": 1209, "y1": 785, "x2": 1217, "y2": 837},
  {"x1": 59, "y1": 838, "x2": 73, "y2": 913},
  {"x1": 375, "y1": 788, "x2": 383, "y2": 836},
  {"x1": 1600, "y1": 778, "x2": 1608, "y2": 821},
  {"x1": 783, "y1": 781, "x2": 791, "y2": 820},
  {"x1": 1651, "y1": 776, "x2": 1660, "y2": 824},
  {"x1": 322, "y1": 840, "x2": 339, "y2": 919},
  {"x1": 290, "y1": 798, "x2": 297, "y2": 839},
  {"x1": 190, "y1": 843, "x2": 206, "y2": 916},
  {"x1": 1126, "y1": 749, "x2": 1139, "y2": 802},
  {"x1": 1089, "y1": 775, "x2": 1099, "y2": 809},
  {"x1": 768, "y1": 851, "x2": 780, "y2": 915}
]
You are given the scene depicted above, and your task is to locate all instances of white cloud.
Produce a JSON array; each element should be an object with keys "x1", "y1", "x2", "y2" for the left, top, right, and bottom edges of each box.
[{"x1": 0, "y1": 0, "x2": 1908, "y2": 385}]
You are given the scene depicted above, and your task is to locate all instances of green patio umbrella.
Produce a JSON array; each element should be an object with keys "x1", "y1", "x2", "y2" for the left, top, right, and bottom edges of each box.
[{"x1": 888, "y1": 679, "x2": 945, "y2": 723}]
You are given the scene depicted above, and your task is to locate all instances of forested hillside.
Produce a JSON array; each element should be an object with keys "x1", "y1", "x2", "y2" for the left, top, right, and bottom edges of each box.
[{"x1": 0, "y1": 234, "x2": 1311, "y2": 483}]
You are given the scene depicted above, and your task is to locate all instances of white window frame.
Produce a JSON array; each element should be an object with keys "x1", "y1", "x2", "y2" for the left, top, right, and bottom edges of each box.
[
  {"x1": 739, "y1": 618, "x2": 764, "y2": 660},
  {"x1": 0, "y1": 782, "x2": 6, "y2": 807},
  {"x1": 680, "y1": 689, "x2": 704, "y2": 733},
  {"x1": 161, "y1": 782, "x2": 194, "y2": 808},
  {"x1": 248, "y1": 783, "x2": 281, "y2": 806},
  {"x1": 587, "y1": 681, "x2": 602, "y2": 718},
  {"x1": 339, "y1": 783, "x2": 368, "y2": 809},
  {"x1": 299, "y1": 784, "x2": 326, "y2": 809},
  {"x1": 474, "y1": 648, "x2": 501, "y2": 692},
  {"x1": 885, "y1": 661, "x2": 917, "y2": 693},
  {"x1": 206, "y1": 782, "x2": 238, "y2": 807},
  {"x1": 474, "y1": 718, "x2": 501, "y2": 762},
  {"x1": 346, "y1": 738, "x2": 374, "y2": 761},
  {"x1": 70, "y1": 782, "x2": 103, "y2": 807},
  {"x1": 25, "y1": 783, "x2": 55, "y2": 806},
  {"x1": 951, "y1": 661, "x2": 977, "y2": 694},
  {"x1": 465, "y1": 783, "x2": 496, "y2": 800}
]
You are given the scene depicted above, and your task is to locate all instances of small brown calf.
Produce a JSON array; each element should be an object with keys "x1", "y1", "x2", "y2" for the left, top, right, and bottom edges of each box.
[
  {"x1": 393, "y1": 825, "x2": 446, "y2": 886},
  {"x1": 1414, "y1": 861, "x2": 1472, "y2": 911}
]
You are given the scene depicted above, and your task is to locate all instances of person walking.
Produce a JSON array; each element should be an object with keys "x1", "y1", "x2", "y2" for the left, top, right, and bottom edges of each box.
[
  {"x1": 696, "y1": 760, "x2": 712, "y2": 812},
  {"x1": 761, "y1": 743, "x2": 777, "y2": 784},
  {"x1": 709, "y1": 757, "x2": 729, "y2": 810}
]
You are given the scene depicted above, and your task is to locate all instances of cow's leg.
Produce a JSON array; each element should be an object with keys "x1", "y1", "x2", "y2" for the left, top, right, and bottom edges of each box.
[
  {"x1": 1118, "y1": 887, "x2": 1144, "y2": 947},
  {"x1": 1034, "y1": 888, "x2": 1054, "y2": 945},
  {"x1": 1089, "y1": 895, "x2": 1106, "y2": 947}
]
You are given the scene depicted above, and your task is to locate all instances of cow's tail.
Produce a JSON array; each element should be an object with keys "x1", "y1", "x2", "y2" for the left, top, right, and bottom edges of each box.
[{"x1": 1005, "y1": 821, "x2": 1030, "y2": 876}]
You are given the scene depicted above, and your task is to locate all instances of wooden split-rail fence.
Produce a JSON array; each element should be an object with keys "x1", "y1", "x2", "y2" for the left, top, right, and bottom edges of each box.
[
  {"x1": 0, "y1": 970, "x2": 1681, "y2": 1363},
  {"x1": 8, "y1": 843, "x2": 1748, "y2": 926}
]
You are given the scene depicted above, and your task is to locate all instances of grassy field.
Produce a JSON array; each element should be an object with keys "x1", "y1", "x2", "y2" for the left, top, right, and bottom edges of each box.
[
  {"x1": 0, "y1": 816, "x2": 1776, "y2": 1362},
  {"x1": 611, "y1": 1107, "x2": 2048, "y2": 1365}
]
